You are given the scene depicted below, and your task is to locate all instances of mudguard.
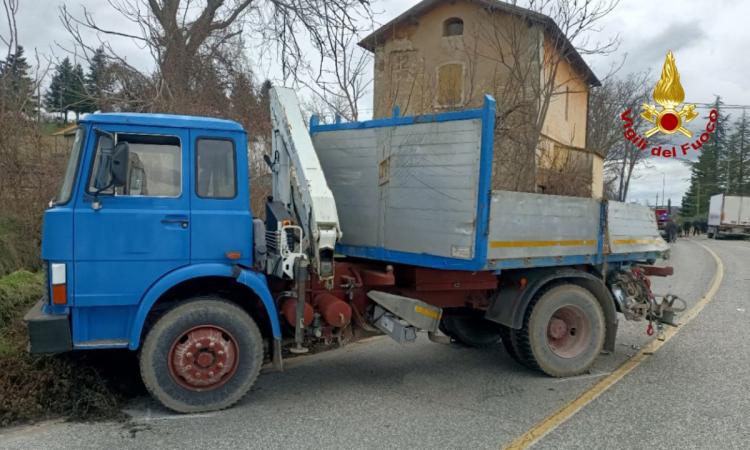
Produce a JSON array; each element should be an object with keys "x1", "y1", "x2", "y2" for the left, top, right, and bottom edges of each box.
[
  {"x1": 234, "y1": 267, "x2": 281, "y2": 339},
  {"x1": 128, "y1": 263, "x2": 281, "y2": 350}
]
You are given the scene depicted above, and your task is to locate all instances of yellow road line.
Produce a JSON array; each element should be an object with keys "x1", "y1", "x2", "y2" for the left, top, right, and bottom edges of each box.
[
  {"x1": 503, "y1": 241, "x2": 724, "y2": 450},
  {"x1": 490, "y1": 239, "x2": 597, "y2": 248}
]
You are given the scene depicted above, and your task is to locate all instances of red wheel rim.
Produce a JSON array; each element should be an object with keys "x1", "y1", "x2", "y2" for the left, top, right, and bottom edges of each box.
[
  {"x1": 168, "y1": 325, "x2": 239, "y2": 391},
  {"x1": 546, "y1": 305, "x2": 590, "y2": 358}
]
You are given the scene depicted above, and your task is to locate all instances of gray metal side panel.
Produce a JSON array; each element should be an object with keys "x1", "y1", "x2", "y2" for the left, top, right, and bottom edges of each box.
[
  {"x1": 312, "y1": 129, "x2": 379, "y2": 247},
  {"x1": 381, "y1": 121, "x2": 481, "y2": 259},
  {"x1": 313, "y1": 119, "x2": 482, "y2": 259},
  {"x1": 607, "y1": 201, "x2": 668, "y2": 254},
  {"x1": 487, "y1": 191, "x2": 600, "y2": 259}
]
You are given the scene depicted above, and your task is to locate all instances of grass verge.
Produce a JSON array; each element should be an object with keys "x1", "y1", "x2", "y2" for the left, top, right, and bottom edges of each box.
[{"x1": 0, "y1": 270, "x2": 138, "y2": 428}]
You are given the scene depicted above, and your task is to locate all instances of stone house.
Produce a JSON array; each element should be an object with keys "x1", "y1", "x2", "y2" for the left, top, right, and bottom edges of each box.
[{"x1": 358, "y1": 0, "x2": 603, "y2": 198}]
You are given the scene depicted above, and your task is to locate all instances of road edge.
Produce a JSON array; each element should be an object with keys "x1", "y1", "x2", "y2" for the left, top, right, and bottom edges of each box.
[{"x1": 502, "y1": 241, "x2": 725, "y2": 449}]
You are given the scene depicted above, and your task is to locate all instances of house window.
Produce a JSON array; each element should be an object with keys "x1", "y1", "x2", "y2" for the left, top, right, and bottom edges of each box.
[
  {"x1": 437, "y1": 63, "x2": 464, "y2": 107},
  {"x1": 443, "y1": 17, "x2": 463, "y2": 37}
]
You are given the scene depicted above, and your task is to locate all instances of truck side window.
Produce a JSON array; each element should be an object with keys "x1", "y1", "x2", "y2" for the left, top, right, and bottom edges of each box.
[
  {"x1": 88, "y1": 134, "x2": 181, "y2": 197},
  {"x1": 196, "y1": 138, "x2": 236, "y2": 199}
]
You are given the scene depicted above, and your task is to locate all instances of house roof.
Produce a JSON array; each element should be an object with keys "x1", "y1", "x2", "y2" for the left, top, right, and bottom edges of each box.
[
  {"x1": 80, "y1": 112, "x2": 245, "y2": 132},
  {"x1": 358, "y1": 0, "x2": 600, "y2": 87}
]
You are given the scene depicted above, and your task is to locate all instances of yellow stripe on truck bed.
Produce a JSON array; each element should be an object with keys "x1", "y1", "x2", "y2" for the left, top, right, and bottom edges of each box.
[
  {"x1": 490, "y1": 239, "x2": 597, "y2": 248},
  {"x1": 612, "y1": 238, "x2": 663, "y2": 245}
]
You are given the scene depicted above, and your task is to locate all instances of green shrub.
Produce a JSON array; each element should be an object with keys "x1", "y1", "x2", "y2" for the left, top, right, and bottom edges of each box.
[
  {"x1": 0, "y1": 270, "x2": 43, "y2": 329},
  {"x1": 0, "y1": 270, "x2": 129, "y2": 426},
  {"x1": 0, "y1": 216, "x2": 42, "y2": 277}
]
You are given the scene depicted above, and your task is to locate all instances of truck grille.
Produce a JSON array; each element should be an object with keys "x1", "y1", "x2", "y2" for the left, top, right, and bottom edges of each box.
[{"x1": 266, "y1": 230, "x2": 280, "y2": 254}]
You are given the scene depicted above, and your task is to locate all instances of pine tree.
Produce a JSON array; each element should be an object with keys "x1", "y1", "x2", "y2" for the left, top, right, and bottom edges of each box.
[
  {"x1": 259, "y1": 79, "x2": 272, "y2": 106},
  {"x1": 69, "y1": 63, "x2": 88, "y2": 119},
  {"x1": 229, "y1": 71, "x2": 257, "y2": 133},
  {"x1": 0, "y1": 46, "x2": 36, "y2": 116},
  {"x1": 730, "y1": 111, "x2": 750, "y2": 195},
  {"x1": 681, "y1": 97, "x2": 728, "y2": 218},
  {"x1": 84, "y1": 47, "x2": 112, "y2": 112},
  {"x1": 254, "y1": 79, "x2": 273, "y2": 139},
  {"x1": 725, "y1": 128, "x2": 741, "y2": 195},
  {"x1": 44, "y1": 58, "x2": 74, "y2": 123}
]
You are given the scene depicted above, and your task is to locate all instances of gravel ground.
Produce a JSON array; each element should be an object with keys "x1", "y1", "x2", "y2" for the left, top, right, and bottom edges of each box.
[{"x1": 0, "y1": 237, "x2": 737, "y2": 450}]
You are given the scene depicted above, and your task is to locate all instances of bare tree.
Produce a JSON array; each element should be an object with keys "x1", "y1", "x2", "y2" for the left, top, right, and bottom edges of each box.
[
  {"x1": 0, "y1": 0, "x2": 61, "y2": 273},
  {"x1": 589, "y1": 71, "x2": 652, "y2": 201},
  {"x1": 0, "y1": 0, "x2": 19, "y2": 59},
  {"x1": 59, "y1": 0, "x2": 372, "y2": 113},
  {"x1": 298, "y1": 16, "x2": 372, "y2": 122},
  {"x1": 465, "y1": 0, "x2": 619, "y2": 194}
]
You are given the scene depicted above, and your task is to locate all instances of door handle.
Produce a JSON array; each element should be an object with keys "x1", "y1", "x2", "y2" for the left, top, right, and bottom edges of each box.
[{"x1": 161, "y1": 216, "x2": 189, "y2": 228}]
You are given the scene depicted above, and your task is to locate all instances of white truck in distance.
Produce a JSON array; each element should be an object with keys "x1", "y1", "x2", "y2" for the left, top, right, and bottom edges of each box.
[{"x1": 708, "y1": 194, "x2": 750, "y2": 238}]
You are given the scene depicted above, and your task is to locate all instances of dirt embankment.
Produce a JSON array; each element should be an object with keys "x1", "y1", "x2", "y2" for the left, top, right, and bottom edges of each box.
[{"x1": 0, "y1": 270, "x2": 141, "y2": 428}]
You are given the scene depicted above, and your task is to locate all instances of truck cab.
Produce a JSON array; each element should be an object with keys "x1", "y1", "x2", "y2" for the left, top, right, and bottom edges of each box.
[{"x1": 30, "y1": 113, "x2": 271, "y2": 351}]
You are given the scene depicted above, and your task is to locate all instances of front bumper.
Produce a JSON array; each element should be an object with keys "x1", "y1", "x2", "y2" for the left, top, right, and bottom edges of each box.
[{"x1": 24, "y1": 299, "x2": 72, "y2": 354}]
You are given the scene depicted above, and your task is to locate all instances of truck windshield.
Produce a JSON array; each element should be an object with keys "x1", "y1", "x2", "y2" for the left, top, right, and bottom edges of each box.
[{"x1": 55, "y1": 127, "x2": 85, "y2": 205}]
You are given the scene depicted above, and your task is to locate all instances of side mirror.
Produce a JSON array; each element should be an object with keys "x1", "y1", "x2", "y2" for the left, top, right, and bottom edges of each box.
[
  {"x1": 111, "y1": 142, "x2": 130, "y2": 187},
  {"x1": 93, "y1": 135, "x2": 114, "y2": 191}
]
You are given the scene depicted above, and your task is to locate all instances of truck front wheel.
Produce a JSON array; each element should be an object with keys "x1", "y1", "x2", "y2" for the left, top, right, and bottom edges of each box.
[
  {"x1": 514, "y1": 284, "x2": 605, "y2": 377},
  {"x1": 140, "y1": 298, "x2": 263, "y2": 413}
]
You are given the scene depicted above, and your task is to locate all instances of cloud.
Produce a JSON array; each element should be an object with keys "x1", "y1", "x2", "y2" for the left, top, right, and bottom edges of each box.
[
  {"x1": 629, "y1": 20, "x2": 706, "y2": 70},
  {"x1": 627, "y1": 158, "x2": 692, "y2": 206}
]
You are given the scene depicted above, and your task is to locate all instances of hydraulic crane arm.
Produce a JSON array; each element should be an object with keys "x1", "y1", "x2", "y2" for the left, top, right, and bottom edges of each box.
[{"x1": 266, "y1": 87, "x2": 342, "y2": 281}]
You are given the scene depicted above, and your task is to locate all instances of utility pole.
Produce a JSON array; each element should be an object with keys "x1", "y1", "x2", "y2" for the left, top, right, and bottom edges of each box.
[{"x1": 662, "y1": 173, "x2": 666, "y2": 209}]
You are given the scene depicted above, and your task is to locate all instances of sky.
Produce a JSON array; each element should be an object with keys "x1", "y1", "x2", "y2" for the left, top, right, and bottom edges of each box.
[{"x1": 7, "y1": 0, "x2": 750, "y2": 206}]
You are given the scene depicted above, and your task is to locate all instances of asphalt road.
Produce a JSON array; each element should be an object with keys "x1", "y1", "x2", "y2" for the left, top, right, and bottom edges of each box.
[{"x1": 1, "y1": 237, "x2": 746, "y2": 449}]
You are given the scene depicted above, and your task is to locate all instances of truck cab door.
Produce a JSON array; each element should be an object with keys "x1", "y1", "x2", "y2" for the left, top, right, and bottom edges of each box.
[
  {"x1": 189, "y1": 130, "x2": 252, "y2": 267},
  {"x1": 72, "y1": 126, "x2": 190, "y2": 344}
]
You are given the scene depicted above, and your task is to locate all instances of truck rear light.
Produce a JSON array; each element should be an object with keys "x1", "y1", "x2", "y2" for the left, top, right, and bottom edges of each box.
[
  {"x1": 50, "y1": 263, "x2": 67, "y2": 305},
  {"x1": 51, "y1": 284, "x2": 67, "y2": 304}
]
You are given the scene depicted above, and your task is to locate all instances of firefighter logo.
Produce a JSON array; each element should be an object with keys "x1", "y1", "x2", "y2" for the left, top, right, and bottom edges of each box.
[
  {"x1": 620, "y1": 50, "x2": 717, "y2": 159},
  {"x1": 640, "y1": 50, "x2": 698, "y2": 138}
]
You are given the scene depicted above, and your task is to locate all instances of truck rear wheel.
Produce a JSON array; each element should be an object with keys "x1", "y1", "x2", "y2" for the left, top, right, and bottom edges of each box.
[
  {"x1": 140, "y1": 298, "x2": 263, "y2": 413},
  {"x1": 515, "y1": 284, "x2": 604, "y2": 377},
  {"x1": 440, "y1": 312, "x2": 502, "y2": 348},
  {"x1": 499, "y1": 325, "x2": 523, "y2": 365}
]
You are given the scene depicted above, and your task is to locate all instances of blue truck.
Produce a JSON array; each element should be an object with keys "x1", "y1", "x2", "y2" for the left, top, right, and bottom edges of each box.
[{"x1": 26, "y1": 88, "x2": 679, "y2": 413}]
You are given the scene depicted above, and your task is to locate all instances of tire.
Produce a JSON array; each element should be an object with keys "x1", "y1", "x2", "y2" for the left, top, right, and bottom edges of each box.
[
  {"x1": 499, "y1": 325, "x2": 523, "y2": 365},
  {"x1": 514, "y1": 284, "x2": 605, "y2": 377},
  {"x1": 140, "y1": 298, "x2": 264, "y2": 413},
  {"x1": 440, "y1": 313, "x2": 503, "y2": 348}
]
